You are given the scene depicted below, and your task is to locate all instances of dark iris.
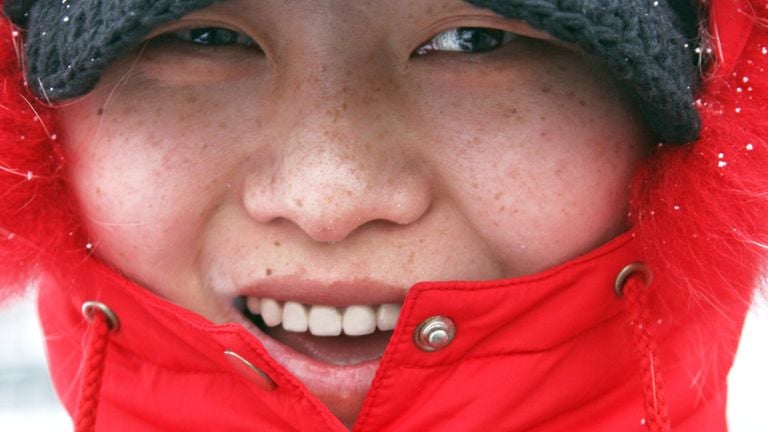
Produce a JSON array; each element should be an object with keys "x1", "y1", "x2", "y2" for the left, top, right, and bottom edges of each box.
[
  {"x1": 188, "y1": 28, "x2": 241, "y2": 45},
  {"x1": 455, "y1": 28, "x2": 506, "y2": 53}
]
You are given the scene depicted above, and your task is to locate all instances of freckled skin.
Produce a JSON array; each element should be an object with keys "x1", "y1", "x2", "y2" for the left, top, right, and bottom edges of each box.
[{"x1": 55, "y1": 0, "x2": 650, "y2": 425}]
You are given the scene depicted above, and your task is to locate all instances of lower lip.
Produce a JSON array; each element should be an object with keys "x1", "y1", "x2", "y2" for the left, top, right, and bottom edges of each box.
[{"x1": 228, "y1": 308, "x2": 379, "y2": 425}]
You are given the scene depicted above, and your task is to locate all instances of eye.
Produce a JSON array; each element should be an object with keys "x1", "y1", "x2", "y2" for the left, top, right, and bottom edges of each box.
[
  {"x1": 415, "y1": 27, "x2": 517, "y2": 56},
  {"x1": 168, "y1": 27, "x2": 257, "y2": 48}
]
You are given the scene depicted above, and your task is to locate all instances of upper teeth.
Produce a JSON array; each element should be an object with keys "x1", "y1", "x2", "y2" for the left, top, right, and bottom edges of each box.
[{"x1": 247, "y1": 297, "x2": 401, "y2": 337}]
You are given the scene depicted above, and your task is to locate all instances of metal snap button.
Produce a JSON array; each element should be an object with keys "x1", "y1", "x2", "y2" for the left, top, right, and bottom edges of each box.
[
  {"x1": 81, "y1": 301, "x2": 120, "y2": 331},
  {"x1": 223, "y1": 350, "x2": 277, "y2": 391},
  {"x1": 413, "y1": 316, "x2": 455, "y2": 352},
  {"x1": 614, "y1": 262, "x2": 652, "y2": 297}
]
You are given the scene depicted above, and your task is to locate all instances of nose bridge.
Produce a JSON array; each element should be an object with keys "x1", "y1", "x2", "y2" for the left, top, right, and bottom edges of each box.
[
  {"x1": 283, "y1": 47, "x2": 397, "y2": 194},
  {"x1": 242, "y1": 53, "x2": 430, "y2": 242},
  {"x1": 288, "y1": 41, "x2": 392, "y2": 126}
]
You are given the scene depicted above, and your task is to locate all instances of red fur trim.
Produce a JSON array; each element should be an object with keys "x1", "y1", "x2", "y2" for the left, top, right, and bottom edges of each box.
[
  {"x1": 0, "y1": 9, "x2": 84, "y2": 301},
  {"x1": 631, "y1": 0, "x2": 768, "y2": 313}
]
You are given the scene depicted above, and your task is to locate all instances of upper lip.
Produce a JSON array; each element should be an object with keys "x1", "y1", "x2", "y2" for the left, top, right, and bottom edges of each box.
[{"x1": 233, "y1": 276, "x2": 409, "y2": 306}]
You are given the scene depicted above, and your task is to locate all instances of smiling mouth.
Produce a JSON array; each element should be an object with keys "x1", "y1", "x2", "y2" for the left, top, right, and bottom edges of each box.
[{"x1": 234, "y1": 296, "x2": 402, "y2": 365}]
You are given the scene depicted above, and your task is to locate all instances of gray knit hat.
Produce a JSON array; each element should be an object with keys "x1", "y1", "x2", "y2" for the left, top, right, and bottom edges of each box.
[{"x1": 4, "y1": 0, "x2": 702, "y2": 143}]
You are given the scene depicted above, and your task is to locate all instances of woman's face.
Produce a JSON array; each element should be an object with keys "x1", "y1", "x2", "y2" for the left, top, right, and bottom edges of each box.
[{"x1": 56, "y1": 0, "x2": 650, "y2": 426}]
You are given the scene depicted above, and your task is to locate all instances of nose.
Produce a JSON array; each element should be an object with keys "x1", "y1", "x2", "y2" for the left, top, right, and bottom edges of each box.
[{"x1": 241, "y1": 63, "x2": 432, "y2": 242}]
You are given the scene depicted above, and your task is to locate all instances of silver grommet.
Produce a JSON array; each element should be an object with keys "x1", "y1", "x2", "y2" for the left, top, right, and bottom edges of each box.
[
  {"x1": 81, "y1": 301, "x2": 120, "y2": 331},
  {"x1": 614, "y1": 262, "x2": 652, "y2": 297},
  {"x1": 224, "y1": 350, "x2": 277, "y2": 391},
  {"x1": 413, "y1": 316, "x2": 456, "y2": 352}
]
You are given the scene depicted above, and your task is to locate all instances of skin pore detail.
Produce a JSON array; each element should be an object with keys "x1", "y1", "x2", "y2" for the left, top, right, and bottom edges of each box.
[{"x1": 54, "y1": 0, "x2": 651, "y2": 426}]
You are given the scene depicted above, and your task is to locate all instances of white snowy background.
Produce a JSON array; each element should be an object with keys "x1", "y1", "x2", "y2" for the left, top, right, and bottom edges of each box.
[{"x1": 0, "y1": 291, "x2": 766, "y2": 431}]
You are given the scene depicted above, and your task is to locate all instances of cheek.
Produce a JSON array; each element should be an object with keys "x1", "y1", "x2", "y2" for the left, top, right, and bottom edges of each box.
[
  {"x1": 404, "y1": 54, "x2": 647, "y2": 274},
  {"x1": 55, "y1": 89, "x2": 240, "y2": 280}
]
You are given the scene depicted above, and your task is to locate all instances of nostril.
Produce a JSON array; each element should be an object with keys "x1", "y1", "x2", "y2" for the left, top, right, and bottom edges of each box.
[
  {"x1": 240, "y1": 145, "x2": 432, "y2": 242},
  {"x1": 294, "y1": 218, "x2": 362, "y2": 243},
  {"x1": 243, "y1": 188, "x2": 432, "y2": 243}
]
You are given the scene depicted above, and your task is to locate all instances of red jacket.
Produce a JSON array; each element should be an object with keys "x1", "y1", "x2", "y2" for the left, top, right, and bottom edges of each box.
[
  {"x1": 40, "y1": 233, "x2": 746, "y2": 431},
  {"x1": 1, "y1": 0, "x2": 768, "y2": 431}
]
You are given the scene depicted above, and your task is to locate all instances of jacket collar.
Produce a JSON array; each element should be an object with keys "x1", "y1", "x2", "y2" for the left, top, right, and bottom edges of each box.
[{"x1": 38, "y1": 232, "x2": 733, "y2": 431}]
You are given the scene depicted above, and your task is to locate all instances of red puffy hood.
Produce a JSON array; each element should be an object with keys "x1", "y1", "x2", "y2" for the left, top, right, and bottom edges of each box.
[{"x1": 1, "y1": 0, "x2": 768, "y2": 431}]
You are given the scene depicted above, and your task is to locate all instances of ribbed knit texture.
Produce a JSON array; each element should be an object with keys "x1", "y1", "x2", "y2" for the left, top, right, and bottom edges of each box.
[
  {"x1": 5, "y1": 0, "x2": 219, "y2": 99},
  {"x1": 5, "y1": 0, "x2": 700, "y2": 142}
]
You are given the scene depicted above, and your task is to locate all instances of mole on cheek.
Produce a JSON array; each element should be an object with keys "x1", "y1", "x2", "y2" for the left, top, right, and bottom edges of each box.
[
  {"x1": 503, "y1": 107, "x2": 518, "y2": 119},
  {"x1": 494, "y1": 102, "x2": 520, "y2": 120}
]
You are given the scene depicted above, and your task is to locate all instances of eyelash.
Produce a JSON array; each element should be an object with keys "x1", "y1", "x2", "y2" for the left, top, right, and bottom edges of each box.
[{"x1": 165, "y1": 26, "x2": 516, "y2": 56}]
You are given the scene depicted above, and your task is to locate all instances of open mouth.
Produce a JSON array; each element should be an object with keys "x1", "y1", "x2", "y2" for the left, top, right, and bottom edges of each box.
[{"x1": 234, "y1": 296, "x2": 401, "y2": 365}]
